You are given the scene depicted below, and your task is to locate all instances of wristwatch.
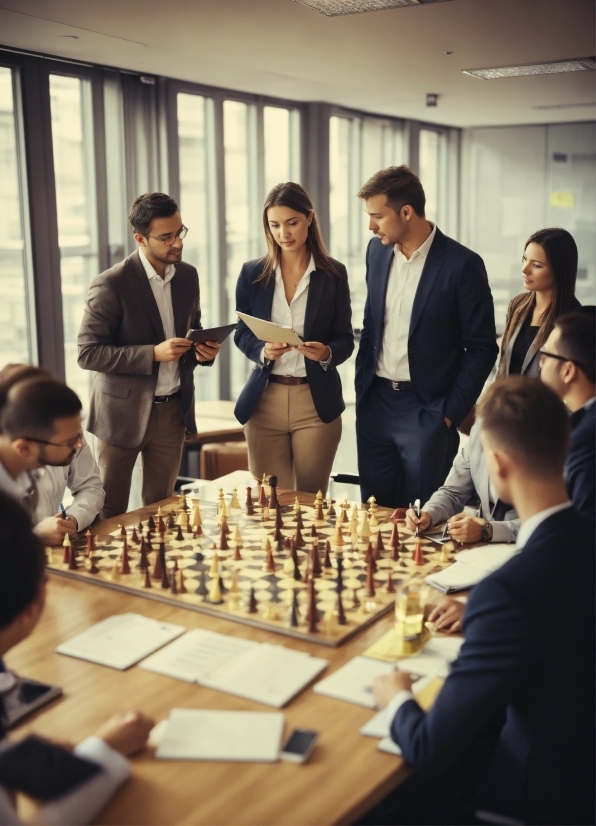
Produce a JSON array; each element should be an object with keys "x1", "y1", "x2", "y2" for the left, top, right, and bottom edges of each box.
[{"x1": 480, "y1": 520, "x2": 493, "y2": 542}]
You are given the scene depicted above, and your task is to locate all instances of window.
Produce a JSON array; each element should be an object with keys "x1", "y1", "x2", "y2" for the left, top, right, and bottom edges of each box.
[
  {"x1": 177, "y1": 91, "x2": 219, "y2": 400},
  {"x1": 264, "y1": 106, "x2": 301, "y2": 193},
  {"x1": 50, "y1": 74, "x2": 99, "y2": 405},
  {"x1": 419, "y1": 129, "x2": 440, "y2": 223},
  {"x1": 0, "y1": 66, "x2": 35, "y2": 367}
]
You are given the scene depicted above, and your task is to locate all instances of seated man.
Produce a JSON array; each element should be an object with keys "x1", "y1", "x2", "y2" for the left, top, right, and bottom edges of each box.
[
  {"x1": 371, "y1": 378, "x2": 594, "y2": 826},
  {"x1": 0, "y1": 370, "x2": 103, "y2": 545},
  {"x1": 0, "y1": 490, "x2": 153, "y2": 824},
  {"x1": 539, "y1": 311, "x2": 595, "y2": 519},
  {"x1": 405, "y1": 421, "x2": 519, "y2": 543}
]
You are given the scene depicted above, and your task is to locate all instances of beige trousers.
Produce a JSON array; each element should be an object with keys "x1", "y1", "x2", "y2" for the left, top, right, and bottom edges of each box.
[
  {"x1": 244, "y1": 382, "x2": 342, "y2": 494},
  {"x1": 97, "y1": 398, "x2": 185, "y2": 519}
]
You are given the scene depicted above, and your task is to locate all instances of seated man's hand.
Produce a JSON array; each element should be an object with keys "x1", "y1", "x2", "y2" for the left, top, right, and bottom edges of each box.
[
  {"x1": 447, "y1": 514, "x2": 486, "y2": 544},
  {"x1": 95, "y1": 711, "x2": 155, "y2": 757},
  {"x1": 194, "y1": 340, "x2": 221, "y2": 362},
  {"x1": 35, "y1": 515, "x2": 77, "y2": 546},
  {"x1": 373, "y1": 671, "x2": 414, "y2": 709},
  {"x1": 428, "y1": 597, "x2": 465, "y2": 633},
  {"x1": 405, "y1": 509, "x2": 432, "y2": 534}
]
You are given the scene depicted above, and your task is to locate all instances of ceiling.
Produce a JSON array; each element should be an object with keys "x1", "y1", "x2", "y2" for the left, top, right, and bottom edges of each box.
[{"x1": 0, "y1": 0, "x2": 594, "y2": 127}]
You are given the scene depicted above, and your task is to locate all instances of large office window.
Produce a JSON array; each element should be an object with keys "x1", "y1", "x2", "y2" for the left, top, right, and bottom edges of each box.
[
  {"x1": 263, "y1": 105, "x2": 301, "y2": 193},
  {"x1": 49, "y1": 73, "x2": 99, "y2": 404},
  {"x1": 0, "y1": 66, "x2": 34, "y2": 367},
  {"x1": 177, "y1": 91, "x2": 219, "y2": 400}
]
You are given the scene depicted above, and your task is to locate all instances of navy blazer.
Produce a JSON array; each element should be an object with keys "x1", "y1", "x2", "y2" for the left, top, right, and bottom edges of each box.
[
  {"x1": 355, "y1": 229, "x2": 498, "y2": 427},
  {"x1": 391, "y1": 507, "x2": 595, "y2": 825},
  {"x1": 233, "y1": 257, "x2": 354, "y2": 425},
  {"x1": 567, "y1": 402, "x2": 595, "y2": 519}
]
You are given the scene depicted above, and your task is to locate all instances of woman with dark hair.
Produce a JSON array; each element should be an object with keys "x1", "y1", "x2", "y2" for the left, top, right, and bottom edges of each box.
[
  {"x1": 497, "y1": 227, "x2": 581, "y2": 378},
  {"x1": 234, "y1": 182, "x2": 354, "y2": 494}
]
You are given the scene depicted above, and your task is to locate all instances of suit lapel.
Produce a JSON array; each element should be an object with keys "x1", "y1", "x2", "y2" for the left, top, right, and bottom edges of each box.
[
  {"x1": 129, "y1": 250, "x2": 166, "y2": 340},
  {"x1": 372, "y1": 244, "x2": 394, "y2": 334},
  {"x1": 409, "y1": 230, "x2": 445, "y2": 337},
  {"x1": 304, "y1": 270, "x2": 326, "y2": 340}
]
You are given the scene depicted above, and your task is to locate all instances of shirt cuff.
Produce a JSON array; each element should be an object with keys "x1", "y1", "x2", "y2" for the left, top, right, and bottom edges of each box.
[
  {"x1": 385, "y1": 690, "x2": 415, "y2": 725},
  {"x1": 74, "y1": 736, "x2": 130, "y2": 783}
]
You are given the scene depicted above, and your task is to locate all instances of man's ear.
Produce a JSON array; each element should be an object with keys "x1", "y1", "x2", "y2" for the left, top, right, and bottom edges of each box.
[
  {"x1": 561, "y1": 361, "x2": 578, "y2": 387},
  {"x1": 12, "y1": 438, "x2": 37, "y2": 461}
]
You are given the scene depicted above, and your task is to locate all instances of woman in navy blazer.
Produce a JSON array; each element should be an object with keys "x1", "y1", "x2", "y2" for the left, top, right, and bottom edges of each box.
[{"x1": 234, "y1": 182, "x2": 354, "y2": 494}]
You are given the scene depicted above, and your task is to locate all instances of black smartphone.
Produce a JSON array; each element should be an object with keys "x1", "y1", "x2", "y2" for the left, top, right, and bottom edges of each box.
[{"x1": 280, "y1": 728, "x2": 318, "y2": 763}]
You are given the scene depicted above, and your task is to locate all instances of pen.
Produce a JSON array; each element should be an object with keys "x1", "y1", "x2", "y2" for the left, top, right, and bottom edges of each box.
[{"x1": 59, "y1": 503, "x2": 67, "y2": 519}]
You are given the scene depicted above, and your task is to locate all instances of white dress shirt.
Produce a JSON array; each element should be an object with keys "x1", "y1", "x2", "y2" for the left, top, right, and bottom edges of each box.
[
  {"x1": 138, "y1": 248, "x2": 180, "y2": 396},
  {"x1": 268, "y1": 256, "x2": 316, "y2": 377},
  {"x1": 0, "y1": 461, "x2": 36, "y2": 514},
  {"x1": 376, "y1": 224, "x2": 437, "y2": 381},
  {"x1": 32, "y1": 441, "x2": 105, "y2": 532}
]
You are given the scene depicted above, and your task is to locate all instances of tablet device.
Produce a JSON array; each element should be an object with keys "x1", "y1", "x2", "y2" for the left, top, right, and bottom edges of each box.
[
  {"x1": 236, "y1": 312, "x2": 303, "y2": 346},
  {"x1": 185, "y1": 323, "x2": 237, "y2": 344}
]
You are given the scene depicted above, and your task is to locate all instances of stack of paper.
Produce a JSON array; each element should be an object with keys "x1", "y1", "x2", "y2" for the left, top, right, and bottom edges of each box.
[
  {"x1": 397, "y1": 636, "x2": 463, "y2": 680},
  {"x1": 426, "y1": 544, "x2": 517, "y2": 593},
  {"x1": 155, "y1": 708, "x2": 284, "y2": 761},
  {"x1": 141, "y1": 629, "x2": 328, "y2": 708},
  {"x1": 55, "y1": 613, "x2": 186, "y2": 670},
  {"x1": 313, "y1": 656, "x2": 396, "y2": 708}
]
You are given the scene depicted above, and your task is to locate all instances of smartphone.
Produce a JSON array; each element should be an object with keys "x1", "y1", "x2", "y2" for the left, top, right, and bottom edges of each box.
[{"x1": 280, "y1": 728, "x2": 318, "y2": 763}]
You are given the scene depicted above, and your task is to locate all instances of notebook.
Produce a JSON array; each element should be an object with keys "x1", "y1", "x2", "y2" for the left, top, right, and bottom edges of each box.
[
  {"x1": 236, "y1": 312, "x2": 304, "y2": 346},
  {"x1": 426, "y1": 544, "x2": 517, "y2": 593}
]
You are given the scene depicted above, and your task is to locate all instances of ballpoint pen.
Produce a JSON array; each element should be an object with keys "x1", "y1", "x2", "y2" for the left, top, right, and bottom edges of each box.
[{"x1": 59, "y1": 503, "x2": 67, "y2": 519}]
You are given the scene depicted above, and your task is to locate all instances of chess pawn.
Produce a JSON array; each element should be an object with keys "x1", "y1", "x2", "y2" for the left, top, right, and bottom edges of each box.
[
  {"x1": 219, "y1": 522, "x2": 229, "y2": 551},
  {"x1": 364, "y1": 557, "x2": 376, "y2": 598},
  {"x1": 210, "y1": 551, "x2": 220, "y2": 577},
  {"x1": 247, "y1": 586, "x2": 258, "y2": 614},
  {"x1": 336, "y1": 592, "x2": 348, "y2": 625},
  {"x1": 340, "y1": 499, "x2": 349, "y2": 524},
  {"x1": 412, "y1": 538, "x2": 425, "y2": 566},
  {"x1": 439, "y1": 544, "x2": 452, "y2": 564},
  {"x1": 195, "y1": 569, "x2": 209, "y2": 597},
  {"x1": 293, "y1": 523, "x2": 304, "y2": 548},
  {"x1": 287, "y1": 590, "x2": 300, "y2": 627},
  {"x1": 310, "y1": 541, "x2": 322, "y2": 578},
  {"x1": 375, "y1": 530, "x2": 385, "y2": 558},
  {"x1": 119, "y1": 523, "x2": 126, "y2": 537},
  {"x1": 174, "y1": 525, "x2": 184, "y2": 542},
  {"x1": 310, "y1": 523, "x2": 318, "y2": 538},
  {"x1": 357, "y1": 511, "x2": 371, "y2": 540},
  {"x1": 263, "y1": 543, "x2": 276, "y2": 573},
  {"x1": 385, "y1": 571, "x2": 396, "y2": 594},
  {"x1": 142, "y1": 566, "x2": 152, "y2": 589},
  {"x1": 120, "y1": 539, "x2": 131, "y2": 574},
  {"x1": 389, "y1": 522, "x2": 401, "y2": 560},
  {"x1": 130, "y1": 526, "x2": 139, "y2": 544},
  {"x1": 293, "y1": 496, "x2": 301, "y2": 514},
  {"x1": 160, "y1": 558, "x2": 170, "y2": 590},
  {"x1": 62, "y1": 533, "x2": 71, "y2": 565},
  {"x1": 85, "y1": 530, "x2": 95, "y2": 557},
  {"x1": 323, "y1": 540, "x2": 333, "y2": 570},
  {"x1": 147, "y1": 515, "x2": 156, "y2": 531},
  {"x1": 324, "y1": 608, "x2": 339, "y2": 636},
  {"x1": 365, "y1": 542, "x2": 377, "y2": 573},
  {"x1": 178, "y1": 569, "x2": 187, "y2": 594},
  {"x1": 295, "y1": 509, "x2": 304, "y2": 530},
  {"x1": 152, "y1": 547, "x2": 163, "y2": 580},
  {"x1": 110, "y1": 561, "x2": 121, "y2": 582},
  {"x1": 207, "y1": 574, "x2": 224, "y2": 604},
  {"x1": 190, "y1": 499, "x2": 202, "y2": 532},
  {"x1": 332, "y1": 524, "x2": 345, "y2": 547},
  {"x1": 88, "y1": 554, "x2": 100, "y2": 574},
  {"x1": 167, "y1": 512, "x2": 176, "y2": 530}
]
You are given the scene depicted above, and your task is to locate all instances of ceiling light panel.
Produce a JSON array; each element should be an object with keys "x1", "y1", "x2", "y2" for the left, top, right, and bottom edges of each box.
[
  {"x1": 293, "y1": 0, "x2": 452, "y2": 16},
  {"x1": 463, "y1": 59, "x2": 595, "y2": 80}
]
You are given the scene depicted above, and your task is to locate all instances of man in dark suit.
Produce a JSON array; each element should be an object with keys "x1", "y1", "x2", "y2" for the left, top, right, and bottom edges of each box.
[
  {"x1": 539, "y1": 311, "x2": 595, "y2": 519},
  {"x1": 371, "y1": 378, "x2": 595, "y2": 826},
  {"x1": 355, "y1": 166, "x2": 498, "y2": 508},
  {"x1": 78, "y1": 193, "x2": 220, "y2": 518},
  {"x1": 0, "y1": 491, "x2": 153, "y2": 824}
]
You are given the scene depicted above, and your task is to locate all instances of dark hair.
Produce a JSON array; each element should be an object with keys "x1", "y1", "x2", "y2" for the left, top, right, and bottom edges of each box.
[
  {"x1": 0, "y1": 379, "x2": 82, "y2": 440},
  {"x1": 478, "y1": 377, "x2": 569, "y2": 476},
  {"x1": 0, "y1": 363, "x2": 52, "y2": 412},
  {"x1": 258, "y1": 182, "x2": 342, "y2": 285},
  {"x1": 0, "y1": 491, "x2": 46, "y2": 629},
  {"x1": 497, "y1": 228, "x2": 578, "y2": 376},
  {"x1": 357, "y1": 165, "x2": 426, "y2": 217},
  {"x1": 128, "y1": 192, "x2": 179, "y2": 236},
  {"x1": 555, "y1": 312, "x2": 596, "y2": 384}
]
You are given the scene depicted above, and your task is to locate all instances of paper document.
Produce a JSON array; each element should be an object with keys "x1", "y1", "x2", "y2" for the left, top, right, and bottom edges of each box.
[
  {"x1": 426, "y1": 544, "x2": 517, "y2": 593},
  {"x1": 313, "y1": 656, "x2": 395, "y2": 708},
  {"x1": 56, "y1": 613, "x2": 186, "y2": 670},
  {"x1": 378, "y1": 737, "x2": 402, "y2": 756},
  {"x1": 140, "y1": 629, "x2": 259, "y2": 683},
  {"x1": 155, "y1": 709, "x2": 284, "y2": 762},
  {"x1": 236, "y1": 312, "x2": 303, "y2": 346},
  {"x1": 359, "y1": 676, "x2": 434, "y2": 738}
]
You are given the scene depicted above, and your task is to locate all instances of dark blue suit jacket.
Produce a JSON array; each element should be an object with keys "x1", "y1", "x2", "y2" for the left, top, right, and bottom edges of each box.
[
  {"x1": 390, "y1": 507, "x2": 595, "y2": 825},
  {"x1": 234, "y1": 257, "x2": 354, "y2": 425},
  {"x1": 567, "y1": 402, "x2": 595, "y2": 519},
  {"x1": 355, "y1": 229, "x2": 498, "y2": 427}
]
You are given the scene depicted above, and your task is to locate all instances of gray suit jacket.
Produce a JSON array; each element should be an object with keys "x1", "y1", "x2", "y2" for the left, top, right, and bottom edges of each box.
[
  {"x1": 77, "y1": 250, "x2": 208, "y2": 449},
  {"x1": 423, "y1": 422, "x2": 519, "y2": 543}
]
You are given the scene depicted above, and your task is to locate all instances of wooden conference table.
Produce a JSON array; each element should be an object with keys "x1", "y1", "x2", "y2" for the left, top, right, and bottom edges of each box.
[{"x1": 10, "y1": 492, "x2": 442, "y2": 826}]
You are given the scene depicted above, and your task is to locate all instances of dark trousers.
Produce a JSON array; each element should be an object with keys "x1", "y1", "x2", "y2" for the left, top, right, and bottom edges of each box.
[{"x1": 356, "y1": 379, "x2": 459, "y2": 509}]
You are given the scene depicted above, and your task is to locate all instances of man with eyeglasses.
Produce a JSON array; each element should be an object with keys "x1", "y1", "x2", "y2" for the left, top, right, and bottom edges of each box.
[
  {"x1": 0, "y1": 377, "x2": 87, "y2": 538},
  {"x1": 539, "y1": 310, "x2": 595, "y2": 519},
  {"x1": 78, "y1": 192, "x2": 220, "y2": 519}
]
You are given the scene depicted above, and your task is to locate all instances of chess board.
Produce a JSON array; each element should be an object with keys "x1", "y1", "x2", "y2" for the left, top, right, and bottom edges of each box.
[{"x1": 47, "y1": 491, "x2": 452, "y2": 647}]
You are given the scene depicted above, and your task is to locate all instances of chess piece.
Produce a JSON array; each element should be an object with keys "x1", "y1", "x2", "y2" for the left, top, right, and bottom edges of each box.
[
  {"x1": 340, "y1": 499, "x2": 349, "y2": 524},
  {"x1": 314, "y1": 490, "x2": 325, "y2": 522},
  {"x1": 142, "y1": 566, "x2": 152, "y2": 588},
  {"x1": 357, "y1": 510, "x2": 371, "y2": 540},
  {"x1": 412, "y1": 538, "x2": 425, "y2": 566},
  {"x1": 88, "y1": 554, "x2": 100, "y2": 574},
  {"x1": 209, "y1": 550, "x2": 220, "y2": 577},
  {"x1": 219, "y1": 523, "x2": 229, "y2": 551},
  {"x1": 389, "y1": 522, "x2": 401, "y2": 560},
  {"x1": 118, "y1": 523, "x2": 126, "y2": 537},
  {"x1": 324, "y1": 608, "x2": 339, "y2": 636},
  {"x1": 273, "y1": 512, "x2": 283, "y2": 542},
  {"x1": 230, "y1": 487, "x2": 240, "y2": 509},
  {"x1": 110, "y1": 561, "x2": 121, "y2": 581},
  {"x1": 296, "y1": 509, "x2": 304, "y2": 530},
  {"x1": 67, "y1": 537, "x2": 77, "y2": 571},
  {"x1": 157, "y1": 513, "x2": 166, "y2": 534},
  {"x1": 207, "y1": 574, "x2": 223, "y2": 604},
  {"x1": 287, "y1": 590, "x2": 300, "y2": 627},
  {"x1": 130, "y1": 526, "x2": 139, "y2": 544},
  {"x1": 332, "y1": 524, "x2": 345, "y2": 547},
  {"x1": 310, "y1": 524, "x2": 318, "y2": 538},
  {"x1": 178, "y1": 570, "x2": 187, "y2": 594},
  {"x1": 268, "y1": 476, "x2": 278, "y2": 509},
  {"x1": 167, "y1": 512, "x2": 175, "y2": 530},
  {"x1": 365, "y1": 542, "x2": 377, "y2": 573},
  {"x1": 247, "y1": 586, "x2": 258, "y2": 614},
  {"x1": 120, "y1": 539, "x2": 131, "y2": 574},
  {"x1": 259, "y1": 475, "x2": 268, "y2": 508},
  {"x1": 439, "y1": 544, "x2": 451, "y2": 564},
  {"x1": 245, "y1": 487, "x2": 255, "y2": 515},
  {"x1": 385, "y1": 571, "x2": 396, "y2": 593},
  {"x1": 175, "y1": 525, "x2": 184, "y2": 542},
  {"x1": 169, "y1": 564, "x2": 178, "y2": 594},
  {"x1": 306, "y1": 577, "x2": 319, "y2": 633},
  {"x1": 160, "y1": 557, "x2": 170, "y2": 590},
  {"x1": 323, "y1": 540, "x2": 332, "y2": 569},
  {"x1": 82, "y1": 531, "x2": 94, "y2": 559},
  {"x1": 195, "y1": 569, "x2": 209, "y2": 597},
  {"x1": 262, "y1": 505, "x2": 270, "y2": 522},
  {"x1": 147, "y1": 515, "x2": 156, "y2": 531},
  {"x1": 190, "y1": 498, "x2": 202, "y2": 530},
  {"x1": 263, "y1": 542, "x2": 276, "y2": 573},
  {"x1": 364, "y1": 557, "x2": 376, "y2": 598},
  {"x1": 336, "y1": 591, "x2": 347, "y2": 625},
  {"x1": 62, "y1": 533, "x2": 71, "y2": 565},
  {"x1": 375, "y1": 530, "x2": 385, "y2": 557},
  {"x1": 310, "y1": 541, "x2": 322, "y2": 578}
]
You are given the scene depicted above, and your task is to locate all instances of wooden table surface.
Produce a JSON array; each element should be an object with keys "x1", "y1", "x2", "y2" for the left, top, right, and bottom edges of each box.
[{"x1": 10, "y1": 494, "x2": 441, "y2": 826}]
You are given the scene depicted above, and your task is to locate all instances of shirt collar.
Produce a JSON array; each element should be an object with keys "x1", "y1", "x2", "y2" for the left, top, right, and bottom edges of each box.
[
  {"x1": 582, "y1": 396, "x2": 596, "y2": 410},
  {"x1": 516, "y1": 501, "x2": 573, "y2": 550},
  {"x1": 139, "y1": 247, "x2": 176, "y2": 284},
  {"x1": 275, "y1": 254, "x2": 316, "y2": 284},
  {"x1": 394, "y1": 222, "x2": 436, "y2": 262}
]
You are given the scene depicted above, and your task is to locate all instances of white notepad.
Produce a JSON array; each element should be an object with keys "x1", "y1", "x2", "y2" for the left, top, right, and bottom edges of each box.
[
  {"x1": 141, "y1": 630, "x2": 327, "y2": 708},
  {"x1": 377, "y1": 737, "x2": 402, "y2": 756},
  {"x1": 313, "y1": 656, "x2": 396, "y2": 708},
  {"x1": 358, "y1": 676, "x2": 434, "y2": 738},
  {"x1": 426, "y1": 544, "x2": 517, "y2": 593},
  {"x1": 236, "y1": 312, "x2": 303, "y2": 346},
  {"x1": 155, "y1": 709, "x2": 285, "y2": 761},
  {"x1": 55, "y1": 613, "x2": 186, "y2": 670},
  {"x1": 397, "y1": 637, "x2": 463, "y2": 680}
]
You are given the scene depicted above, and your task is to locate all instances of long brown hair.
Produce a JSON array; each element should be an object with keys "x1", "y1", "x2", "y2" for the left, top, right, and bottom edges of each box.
[
  {"x1": 256, "y1": 182, "x2": 341, "y2": 285},
  {"x1": 497, "y1": 227, "x2": 578, "y2": 377}
]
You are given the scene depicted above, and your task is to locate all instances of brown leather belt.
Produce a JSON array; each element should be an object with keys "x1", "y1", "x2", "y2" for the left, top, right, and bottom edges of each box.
[
  {"x1": 153, "y1": 390, "x2": 182, "y2": 403},
  {"x1": 375, "y1": 376, "x2": 413, "y2": 391},
  {"x1": 268, "y1": 375, "x2": 309, "y2": 386}
]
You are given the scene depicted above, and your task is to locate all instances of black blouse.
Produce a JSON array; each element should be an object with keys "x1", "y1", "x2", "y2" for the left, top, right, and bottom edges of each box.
[{"x1": 509, "y1": 315, "x2": 540, "y2": 375}]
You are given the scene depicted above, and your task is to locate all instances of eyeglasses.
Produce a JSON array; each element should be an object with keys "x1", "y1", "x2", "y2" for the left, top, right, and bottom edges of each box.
[
  {"x1": 147, "y1": 225, "x2": 188, "y2": 246},
  {"x1": 24, "y1": 432, "x2": 84, "y2": 449},
  {"x1": 538, "y1": 349, "x2": 584, "y2": 370}
]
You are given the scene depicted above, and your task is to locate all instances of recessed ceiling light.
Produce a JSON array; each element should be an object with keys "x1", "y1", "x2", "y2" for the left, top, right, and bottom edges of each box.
[
  {"x1": 293, "y1": 0, "x2": 453, "y2": 16},
  {"x1": 58, "y1": 34, "x2": 79, "y2": 40},
  {"x1": 463, "y1": 58, "x2": 595, "y2": 79}
]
